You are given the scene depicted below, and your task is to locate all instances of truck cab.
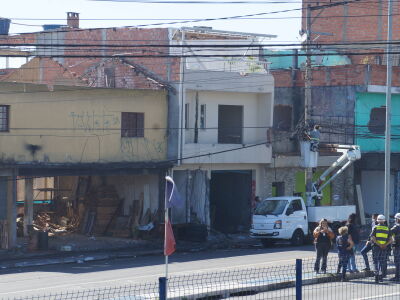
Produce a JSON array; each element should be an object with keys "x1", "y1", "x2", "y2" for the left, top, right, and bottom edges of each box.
[{"x1": 250, "y1": 197, "x2": 308, "y2": 247}]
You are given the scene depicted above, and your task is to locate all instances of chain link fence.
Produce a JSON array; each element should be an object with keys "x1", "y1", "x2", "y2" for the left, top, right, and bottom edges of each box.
[{"x1": 6, "y1": 251, "x2": 400, "y2": 300}]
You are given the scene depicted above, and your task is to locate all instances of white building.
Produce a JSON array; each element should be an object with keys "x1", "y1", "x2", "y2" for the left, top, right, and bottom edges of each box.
[{"x1": 171, "y1": 27, "x2": 275, "y2": 233}]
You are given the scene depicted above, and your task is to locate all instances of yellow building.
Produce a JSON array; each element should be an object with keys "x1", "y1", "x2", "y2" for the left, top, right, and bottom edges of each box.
[{"x1": 0, "y1": 59, "x2": 173, "y2": 249}]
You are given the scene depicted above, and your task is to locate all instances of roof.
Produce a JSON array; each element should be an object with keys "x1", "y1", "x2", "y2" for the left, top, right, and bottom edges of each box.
[{"x1": 1, "y1": 56, "x2": 176, "y2": 93}]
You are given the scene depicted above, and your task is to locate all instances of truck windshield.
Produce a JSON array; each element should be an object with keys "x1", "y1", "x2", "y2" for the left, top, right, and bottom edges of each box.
[{"x1": 254, "y1": 200, "x2": 288, "y2": 216}]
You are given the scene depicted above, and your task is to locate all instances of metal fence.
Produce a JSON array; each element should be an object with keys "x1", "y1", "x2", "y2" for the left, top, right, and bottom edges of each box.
[{"x1": 7, "y1": 252, "x2": 400, "y2": 300}]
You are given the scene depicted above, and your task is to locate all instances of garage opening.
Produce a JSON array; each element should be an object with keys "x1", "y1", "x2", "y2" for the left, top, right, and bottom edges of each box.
[{"x1": 210, "y1": 170, "x2": 252, "y2": 233}]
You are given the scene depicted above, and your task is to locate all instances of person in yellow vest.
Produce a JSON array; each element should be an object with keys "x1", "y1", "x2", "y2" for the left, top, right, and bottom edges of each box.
[{"x1": 370, "y1": 214, "x2": 392, "y2": 283}]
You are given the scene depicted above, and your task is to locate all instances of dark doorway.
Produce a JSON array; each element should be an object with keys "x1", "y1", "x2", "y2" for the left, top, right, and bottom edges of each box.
[
  {"x1": 272, "y1": 182, "x2": 285, "y2": 196},
  {"x1": 210, "y1": 170, "x2": 252, "y2": 233},
  {"x1": 218, "y1": 105, "x2": 243, "y2": 144}
]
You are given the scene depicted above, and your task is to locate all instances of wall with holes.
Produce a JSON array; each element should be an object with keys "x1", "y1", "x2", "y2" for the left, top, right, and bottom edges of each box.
[{"x1": 355, "y1": 92, "x2": 400, "y2": 152}]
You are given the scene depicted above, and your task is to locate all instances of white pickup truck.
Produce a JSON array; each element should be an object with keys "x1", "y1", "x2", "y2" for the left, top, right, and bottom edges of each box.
[
  {"x1": 250, "y1": 144, "x2": 361, "y2": 247},
  {"x1": 250, "y1": 196, "x2": 356, "y2": 247}
]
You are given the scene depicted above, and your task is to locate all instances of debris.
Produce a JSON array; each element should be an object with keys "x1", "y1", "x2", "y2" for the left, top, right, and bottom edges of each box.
[
  {"x1": 60, "y1": 245, "x2": 72, "y2": 252},
  {"x1": 33, "y1": 212, "x2": 79, "y2": 234},
  {"x1": 138, "y1": 222, "x2": 154, "y2": 231}
]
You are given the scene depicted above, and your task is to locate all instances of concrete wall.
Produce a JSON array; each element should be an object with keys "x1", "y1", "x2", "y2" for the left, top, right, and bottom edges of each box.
[
  {"x1": 185, "y1": 91, "x2": 271, "y2": 144},
  {"x1": 262, "y1": 165, "x2": 354, "y2": 206},
  {"x1": 0, "y1": 83, "x2": 168, "y2": 164},
  {"x1": 272, "y1": 84, "x2": 363, "y2": 152},
  {"x1": 356, "y1": 92, "x2": 400, "y2": 152}
]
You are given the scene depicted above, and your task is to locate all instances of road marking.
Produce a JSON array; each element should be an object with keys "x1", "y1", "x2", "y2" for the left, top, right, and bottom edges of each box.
[
  {"x1": 353, "y1": 292, "x2": 400, "y2": 300},
  {"x1": 0, "y1": 255, "x2": 314, "y2": 295}
]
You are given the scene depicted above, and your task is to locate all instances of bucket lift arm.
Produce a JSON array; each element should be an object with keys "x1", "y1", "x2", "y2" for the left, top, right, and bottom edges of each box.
[{"x1": 310, "y1": 145, "x2": 361, "y2": 204}]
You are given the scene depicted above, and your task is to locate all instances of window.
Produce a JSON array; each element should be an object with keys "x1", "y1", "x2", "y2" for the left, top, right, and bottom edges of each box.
[
  {"x1": 200, "y1": 104, "x2": 206, "y2": 129},
  {"x1": 121, "y1": 112, "x2": 144, "y2": 137},
  {"x1": 104, "y1": 67, "x2": 116, "y2": 88},
  {"x1": 273, "y1": 105, "x2": 292, "y2": 131},
  {"x1": 0, "y1": 105, "x2": 9, "y2": 132},
  {"x1": 368, "y1": 106, "x2": 385, "y2": 134},
  {"x1": 254, "y1": 200, "x2": 288, "y2": 216},
  {"x1": 185, "y1": 103, "x2": 189, "y2": 129},
  {"x1": 218, "y1": 105, "x2": 243, "y2": 144},
  {"x1": 289, "y1": 199, "x2": 303, "y2": 212}
]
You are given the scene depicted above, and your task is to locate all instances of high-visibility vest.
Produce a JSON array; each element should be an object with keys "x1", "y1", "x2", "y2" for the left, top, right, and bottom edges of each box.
[{"x1": 375, "y1": 225, "x2": 390, "y2": 245}]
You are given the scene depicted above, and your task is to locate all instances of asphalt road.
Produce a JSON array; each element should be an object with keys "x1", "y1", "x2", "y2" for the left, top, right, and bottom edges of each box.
[{"x1": 0, "y1": 244, "x2": 315, "y2": 299}]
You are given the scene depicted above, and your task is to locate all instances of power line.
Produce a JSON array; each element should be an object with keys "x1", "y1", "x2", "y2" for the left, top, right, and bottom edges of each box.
[
  {"x1": 7, "y1": 40, "x2": 400, "y2": 48},
  {"x1": 4, "y1": 7, "x2": 302, "y2": 36},
  {"x1": 3, "y1": 50, "x2": 400, "y2": 58}
]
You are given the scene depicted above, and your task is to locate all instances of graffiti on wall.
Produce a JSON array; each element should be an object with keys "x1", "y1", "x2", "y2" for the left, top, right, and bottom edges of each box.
[
  {"x1": 69, "y1": 111, "x2": 120, "y2": 131},
  {"x1": 120, "y1": 137, "x2": 166, "y2": 161}
]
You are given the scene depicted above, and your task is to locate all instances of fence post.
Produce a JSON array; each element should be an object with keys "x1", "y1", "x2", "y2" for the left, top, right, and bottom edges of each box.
[
  {"x1": 159, "y1": 277, "x2": 167, "y2": 300},
  {"x1": 296, "y1": 259, "x2": 302, "y2": 300}
]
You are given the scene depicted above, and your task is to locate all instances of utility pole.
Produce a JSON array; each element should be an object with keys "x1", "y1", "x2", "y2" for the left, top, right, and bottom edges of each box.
[
  {"x1": 305, "y1": 4, "x2": 313, "y2": 205},
  {"x1": 302, "y1": 0, "x2": 363, "y2": 206},
  {"x1": 384, "y1": 0, "x2": 393, "y2": 219}
]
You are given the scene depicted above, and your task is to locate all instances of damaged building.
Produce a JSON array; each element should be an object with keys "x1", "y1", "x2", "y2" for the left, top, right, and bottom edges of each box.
[{"x1": 0, "y1": 69, "x2": 172, "y2": 249}]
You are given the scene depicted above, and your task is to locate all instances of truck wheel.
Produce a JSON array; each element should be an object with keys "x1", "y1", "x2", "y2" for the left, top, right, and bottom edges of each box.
[
  {"x1": 291, "y1": 229, "x2": 304, "y2": 246},
  {"x1": 260, "y1": 239, "x2": 275, "y2": 248}
]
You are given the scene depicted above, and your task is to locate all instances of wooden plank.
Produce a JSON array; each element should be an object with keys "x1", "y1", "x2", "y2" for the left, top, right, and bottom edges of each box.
[{"x1": 356, "y1": 184, "x2": 366, "y2": 225}]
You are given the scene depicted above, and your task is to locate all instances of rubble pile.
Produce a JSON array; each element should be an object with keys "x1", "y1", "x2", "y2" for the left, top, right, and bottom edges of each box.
[{"x1": 33, "y1": 213, "x2": 79, "y2": 235}]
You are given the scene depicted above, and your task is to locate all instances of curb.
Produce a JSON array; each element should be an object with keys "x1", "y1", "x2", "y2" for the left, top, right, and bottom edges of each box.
[
  {"x1": 0, "y1": 249, "x2": 163, "y2": 270},
  {"x1": 0, "y1": 242, "x2": 252, "y2": 270}
]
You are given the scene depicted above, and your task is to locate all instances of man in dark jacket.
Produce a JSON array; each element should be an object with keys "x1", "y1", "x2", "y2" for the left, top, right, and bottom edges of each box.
[{"x1": 347, "y1": 213, "x2": 360, "y2": 273}]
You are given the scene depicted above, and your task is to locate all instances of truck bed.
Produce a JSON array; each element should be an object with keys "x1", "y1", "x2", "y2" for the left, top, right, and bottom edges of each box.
[{"x1": 307, "y1": 205, "x2": 356, "y2": 223}]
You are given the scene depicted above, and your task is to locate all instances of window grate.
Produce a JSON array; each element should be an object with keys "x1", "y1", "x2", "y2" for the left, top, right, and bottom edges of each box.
[{"x1": 121, "y1": 112, "x2": 144, "y2": 137}]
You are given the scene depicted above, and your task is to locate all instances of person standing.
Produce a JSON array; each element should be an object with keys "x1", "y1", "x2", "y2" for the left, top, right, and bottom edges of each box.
[
  {"x1": 370, "y1": 215, "x2": 392, "y2": 283},
  {"x1": 313, "y1": 218, "x2": 335, "y2": 274},
  {"x1": 390, "y1": 213, "x2": 400, "y2": 282},
  {"x1": 336, "y1": 226, "x2": 354, "y2": 282},
  {"x1": 361, "y1": 213, "x2": 379, "y2": 271},
  {"x1": 347, "y1": 213, "x2": 360, "y2": 273}
]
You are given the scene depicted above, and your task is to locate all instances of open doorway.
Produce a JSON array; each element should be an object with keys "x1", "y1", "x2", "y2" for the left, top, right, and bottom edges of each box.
[{"x1": 210, "y1": 170, "x2": 252, "y2": 233}]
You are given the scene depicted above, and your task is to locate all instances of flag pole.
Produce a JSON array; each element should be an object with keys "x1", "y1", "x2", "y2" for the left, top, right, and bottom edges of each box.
[{"x1": 164, "y1": 173, "x2": 169, "y2": 298}]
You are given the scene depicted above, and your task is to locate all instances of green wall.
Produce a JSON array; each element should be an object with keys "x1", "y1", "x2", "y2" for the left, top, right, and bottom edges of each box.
[
  {"x1": 295, "y1": 171, "x2": 331, "y2": 206},
  {"x1": 355, "y1": 92, "x2": 400, "y2": 152}
]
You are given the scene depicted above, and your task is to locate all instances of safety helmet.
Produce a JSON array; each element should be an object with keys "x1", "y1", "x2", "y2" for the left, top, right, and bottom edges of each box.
[
  {"x1": 395, "y1": 213, "x2": 400, "y2": 220},
  {"x1": 377, "y1": 214, "x2": 386, "y2": 221}
]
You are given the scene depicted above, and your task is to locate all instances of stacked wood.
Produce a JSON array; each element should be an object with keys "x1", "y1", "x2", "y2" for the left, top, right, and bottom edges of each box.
[
  {"x1": 0, "y1": 221, "x2": 8, "y2": 249},
  {"x1": 89, "y1": 185, "x2": 121, "y2": 235}
]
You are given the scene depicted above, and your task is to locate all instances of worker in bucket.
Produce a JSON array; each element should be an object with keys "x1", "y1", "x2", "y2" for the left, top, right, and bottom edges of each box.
[
  {"x1": 390, "y1": 213, "x2": 400, "y2": 282},
  {"x1": 309, "y1": 125, "x2": 321, "y2": 152},
  {"x1": 370, "y1": 214, "x2": 392, "y2": 283},
  {"x1": 361, "y1": 213, "x2": 379, "y2": 271}
]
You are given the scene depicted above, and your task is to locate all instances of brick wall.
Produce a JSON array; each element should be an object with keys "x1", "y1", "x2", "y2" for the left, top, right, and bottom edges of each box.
[
  {"x1": 302, "y1": 0, "x2": 400, "y2": 63},
  {"x1": 302, "y1": 0, "x2": 400, "y2": 43},
  {"x1": 272, "y1": 65, "x2": 400, "y2": 88}
]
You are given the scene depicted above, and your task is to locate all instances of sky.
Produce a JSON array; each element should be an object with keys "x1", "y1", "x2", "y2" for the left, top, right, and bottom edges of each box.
[{"x1": 1, "y1": 0, "x2": 302, "y2": 43}]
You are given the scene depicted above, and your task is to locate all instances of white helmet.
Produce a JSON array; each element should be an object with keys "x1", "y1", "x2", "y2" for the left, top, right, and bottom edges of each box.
[
  {"x1": 377, "y1": 214, "x2": 386, "y2": 221},
  {"x1": 395, "y1": 213, "x2": 400, "y2": 220}
]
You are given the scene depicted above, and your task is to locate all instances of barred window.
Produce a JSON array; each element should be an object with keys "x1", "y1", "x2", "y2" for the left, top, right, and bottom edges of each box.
[
  {"x1": 0, "y1": 105, "x2": 9, "y2": 132},
  {"x1": 121, "y1": 112, "x2": 144, "y2": 137}
]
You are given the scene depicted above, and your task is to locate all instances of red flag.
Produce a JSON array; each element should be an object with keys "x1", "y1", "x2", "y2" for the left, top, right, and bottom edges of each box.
[{"x1": 164, "y1": 220, "x2": 176, "y2": 256}]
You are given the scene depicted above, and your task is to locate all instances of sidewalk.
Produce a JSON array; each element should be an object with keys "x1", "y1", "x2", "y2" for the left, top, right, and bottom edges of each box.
[{"x1": 0, "y1": 232, "x2": 259, "y2": 270}]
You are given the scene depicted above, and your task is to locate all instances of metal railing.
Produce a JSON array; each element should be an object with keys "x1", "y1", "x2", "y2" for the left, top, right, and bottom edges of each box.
[{"x1": 7, "y1": 252, "x2": 400, "y2": 300}]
